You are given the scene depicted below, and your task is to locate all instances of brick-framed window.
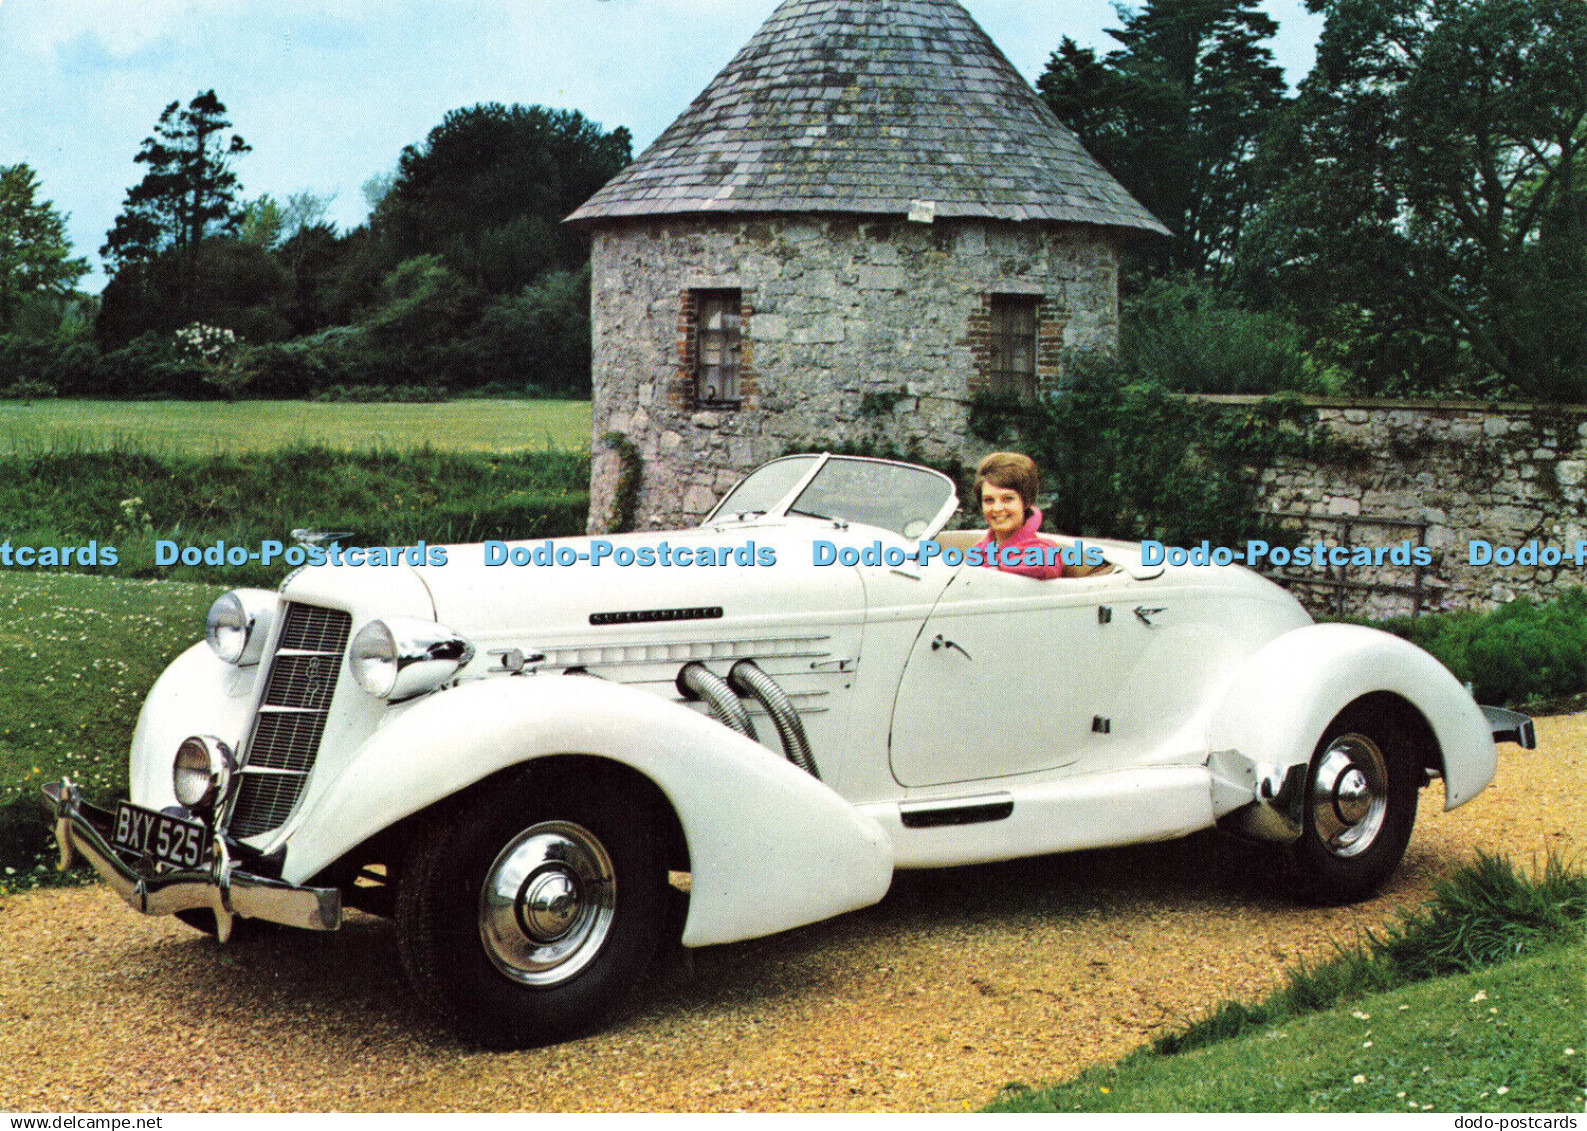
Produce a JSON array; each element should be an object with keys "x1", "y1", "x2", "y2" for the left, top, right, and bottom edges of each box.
[
  {"x1": 967, "y1": 292, "x2": 1066, "y2": 399},
  {"x1": 693, "y1": 289, "x2": 742, "y2": 405},
  {"x1": 988, "y1": 294, "x2": 1039, "y2": 399}
]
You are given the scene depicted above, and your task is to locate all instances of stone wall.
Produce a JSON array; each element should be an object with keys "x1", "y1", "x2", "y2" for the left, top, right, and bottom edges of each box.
[
  {"x1": 1241, "y1": 398, "x2": 1587, "y2": 616},
  {"x1": 587, "y1": 214, "x2": 1120, "y2": 532}
]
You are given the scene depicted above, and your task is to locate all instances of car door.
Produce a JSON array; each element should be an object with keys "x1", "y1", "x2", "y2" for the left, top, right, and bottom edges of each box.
[{"x1": 887, "y1": 566, "x2": 1149, "y2": 787}]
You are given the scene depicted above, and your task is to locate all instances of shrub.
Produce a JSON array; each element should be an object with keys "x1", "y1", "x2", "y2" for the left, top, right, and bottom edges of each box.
[
  {"x1": 1370, "y1": 589, "x2": 1587, "y2": 707},
  {"x1": 0, "y1": 375, "x2": 58, "y2": 401},
  {"x1": 463, "y1": 267, "x2": 592, "y2": 397},
  {"x1": 99, "y1": 332, "x2": 210, "y2": 398},
  {"x1": 358, "y1": 254, "x2": 482, "y2": 387},
  {"x1": 236, "y1": 327, "x2": 376, "y2": 397},
  {"x1": 0, "y1": 333, "x2": 56, "y2": 387},
  {"x1": 49, "y1": 340, "x2": 108, "y2": 395},
  {"x1": 970, "y1": 353, "x2": 1322, "y2": 547},
  {"x1": 1121, "y1": 278, "x2": 1341, "y2": 396}
]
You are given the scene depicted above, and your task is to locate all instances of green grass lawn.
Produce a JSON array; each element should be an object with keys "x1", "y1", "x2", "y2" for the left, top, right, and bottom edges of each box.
[
  {"x1": 0, "y1": 572, "x2": 219, "y2": 807},
  {"x1": 989, "y1": 946, "x2": 1584, "y2": 1113},
  {"x1": 0, "y1": 398, "x2": 592, "y2": 455},
  {"x1": 0, "y1": 572, "x2": 220, "y2": 883},
  {"x1": 989, "y1": 852, "x2": 1585, "y2": 1114}
]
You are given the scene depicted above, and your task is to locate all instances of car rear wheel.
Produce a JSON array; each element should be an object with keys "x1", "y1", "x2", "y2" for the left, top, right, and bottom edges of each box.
[
  {"x1": 1287, "y1": 706, "x2": 1420, "y2": 904},
  {"x1": 396, "y1": 768, "x2": 667, "y2": 1048}
]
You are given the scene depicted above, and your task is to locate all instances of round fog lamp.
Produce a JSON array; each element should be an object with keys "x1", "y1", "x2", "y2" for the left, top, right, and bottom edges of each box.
[{"x1": 173, "y1": 735, "x2": 233, "y2": 809}]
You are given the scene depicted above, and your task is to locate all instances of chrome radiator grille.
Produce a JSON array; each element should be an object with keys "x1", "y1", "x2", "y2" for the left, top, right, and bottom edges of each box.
[{"x1": 227, "y1": 602, "x2": 351, "y2": 840}]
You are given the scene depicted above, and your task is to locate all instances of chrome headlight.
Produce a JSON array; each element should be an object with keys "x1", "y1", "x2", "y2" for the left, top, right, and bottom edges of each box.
[
  {"x1": 205, "y1": 589, "x2": 276, "y2": 665},
  {"x1": 349, "y1": 617, "x2": 475, "y2": 700},
  {"x1": 173, "y1": 735, "x2": 234, "y2": 809}
]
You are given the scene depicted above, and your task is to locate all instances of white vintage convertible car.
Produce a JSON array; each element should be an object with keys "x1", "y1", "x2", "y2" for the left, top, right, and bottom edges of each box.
[{"x1": 44, "y1": 454, "x2": 1533, "y2": 1046}]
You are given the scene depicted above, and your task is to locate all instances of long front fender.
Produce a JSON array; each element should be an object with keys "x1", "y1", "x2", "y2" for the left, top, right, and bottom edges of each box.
[
  {"x1": 1207, "y1": 623, "x2": 1496, "y2": 811},
  {"x1": 280, "y1": 675, "x2": 895, "y2": 947}
]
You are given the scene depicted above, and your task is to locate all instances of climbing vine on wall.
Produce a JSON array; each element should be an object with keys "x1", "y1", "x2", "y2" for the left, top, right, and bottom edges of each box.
[
  {"x1": 969, "y1": 353, "x2": 1323, "y2": 547},
  {"x1": 601, "y1": 430, "x2": 643, "y2": 534}
]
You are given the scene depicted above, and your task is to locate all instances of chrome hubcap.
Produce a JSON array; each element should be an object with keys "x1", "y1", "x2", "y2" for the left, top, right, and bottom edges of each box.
[
  {"x1": 479, "y1": 821, "x2": 616, "y2": 986},
  {"x1": 522, "y1": 871, "x2": 580, "y2": 941},
  {"x1": 1310, "y1": 734, "x2": 1390, "y2": 858}
]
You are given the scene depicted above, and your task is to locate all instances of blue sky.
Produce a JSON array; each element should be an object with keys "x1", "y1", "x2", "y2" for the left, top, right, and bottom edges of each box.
[{"x1": 0, "y1": 0, "x2": 1325, "y2": 289}]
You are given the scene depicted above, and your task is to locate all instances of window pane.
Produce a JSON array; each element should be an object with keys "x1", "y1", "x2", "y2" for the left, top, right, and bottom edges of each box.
[
  {"x1": 695, "y1": 290, "x2": 741, "y2": 404},
  {"x1": 989, "y1": 295, "x2": 1038, "y2": 399}
]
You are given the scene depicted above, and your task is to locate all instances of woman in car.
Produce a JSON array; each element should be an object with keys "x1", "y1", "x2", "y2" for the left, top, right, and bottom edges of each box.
[{"x1": 973, "y1": 451, "x2": 1064, "y2": 579}]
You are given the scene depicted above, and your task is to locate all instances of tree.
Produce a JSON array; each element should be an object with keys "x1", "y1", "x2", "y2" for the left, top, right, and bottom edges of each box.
[
  {"x1": 1241, "y1": 0, "x2": 1587, "y2": 399},
  {"x1": 467, "y1": 267, "x2": 593, "y2": 396},
  {"x1": 239, "y1": 194, "x2": 283, "y2": 250},
  {"x1": 244, "y1": 190, "x2": 336, "y2": 254},
  {"x1": 362, "y1": 170, "x2": 397, "y2": 216},
  {"x1": 1038, "y1": 0, "x2": 1287, "y2": 277},
  {"x1": 101, "y1": 91, "x2": 251, "y2": 318},
  {"x1": 277, "y1": 221, "x2": 347, "y2": 333},
  {"x1": 97, "y1": 237, "x2": 292, "y2": 349},
  {"x1": 374, "y1": 103, "x2": 630, "y2": 294},
  {"x1": 281, "y1": 191, "x2": 334, "y2": 241},
  {"x1": 0, "y1": 164, "x2": 88, "y2": 331}
]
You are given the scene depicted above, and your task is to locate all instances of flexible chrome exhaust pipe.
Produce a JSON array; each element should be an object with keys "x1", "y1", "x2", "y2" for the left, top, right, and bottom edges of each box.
[
  {"x1": 676, "y1": 662, "x2": 758, "y2": 742},
  {"x1": 729, "y1": 659, "x2": 819, "y2": 780}
]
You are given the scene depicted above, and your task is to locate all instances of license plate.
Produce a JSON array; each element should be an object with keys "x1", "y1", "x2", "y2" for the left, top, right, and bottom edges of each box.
[{"x1": 113, "y1": 801, "x2": 210, "y2": 870}]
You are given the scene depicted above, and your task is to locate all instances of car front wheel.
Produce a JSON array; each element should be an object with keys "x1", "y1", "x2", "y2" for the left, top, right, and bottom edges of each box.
[
  {"x1": 1287, "y1": 707, "x2": 1420, "y2": 904},
  {"x1": 396, "y1": 769, "x2": 668, "y2": 1047}
]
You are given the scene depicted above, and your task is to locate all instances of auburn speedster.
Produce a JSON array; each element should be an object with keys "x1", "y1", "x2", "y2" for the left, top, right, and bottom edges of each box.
[{"x1": 43, "y1": 454, "x2": 1533, "y2": 1046}]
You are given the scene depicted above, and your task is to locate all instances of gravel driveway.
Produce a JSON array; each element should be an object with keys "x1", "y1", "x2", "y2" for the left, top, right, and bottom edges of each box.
[{"x1": 3, "y1": 715, "x2": 1580, "y2": 1113}]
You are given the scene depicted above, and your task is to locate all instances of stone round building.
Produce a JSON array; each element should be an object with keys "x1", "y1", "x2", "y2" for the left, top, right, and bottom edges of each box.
[{"x1": 569, "y1": 0, "x2": 1167, "y2": 531}]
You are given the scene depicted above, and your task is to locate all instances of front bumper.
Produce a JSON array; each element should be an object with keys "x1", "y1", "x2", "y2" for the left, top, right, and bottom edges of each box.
[{"x1": 41, "y1": 780, "x2": 341, "y2": 939}]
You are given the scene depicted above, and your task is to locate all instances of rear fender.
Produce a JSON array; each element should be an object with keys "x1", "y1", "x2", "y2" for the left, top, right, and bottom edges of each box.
[
  {"x1": 1207, "y1": 623, "x2": 1495, "y2": 813},
  {"x1": 280, "y1": 675, "x2": 894, "y2": 947}
]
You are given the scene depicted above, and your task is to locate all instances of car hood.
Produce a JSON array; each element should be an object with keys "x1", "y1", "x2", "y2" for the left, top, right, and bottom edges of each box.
[{"x1": 408, "y1": 523, "x2": 867, "y2": 646}]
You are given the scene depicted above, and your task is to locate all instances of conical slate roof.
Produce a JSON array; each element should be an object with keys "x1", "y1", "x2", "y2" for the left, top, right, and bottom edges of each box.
[{"x1": 568, "y1": 0, "x2": 1168, "y2": 233}]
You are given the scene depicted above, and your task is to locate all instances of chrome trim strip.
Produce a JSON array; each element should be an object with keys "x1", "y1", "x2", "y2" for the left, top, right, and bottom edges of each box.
[
  {"x1": 1481, "y1": 705, "x2": 1537, "y2": 750},
  {"x1": 899, "y1": 793, "x2": 1015, "y2": 829},
  {"x1": 41, "y1": 780, "x2": 341, "y2": 933},
  {"x1": 590, "y1": 607, "x2": 724, "y2": 626},
  {"x1": 541, "y1": 634, "x2": 833, "y2": 670}
]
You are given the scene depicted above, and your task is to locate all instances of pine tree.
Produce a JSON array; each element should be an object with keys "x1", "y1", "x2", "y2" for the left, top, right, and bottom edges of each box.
[
  {"x1": 1038, "y1": 0, "x2": 1286, "y2": 277},
  {"x1": 101, "y1": 90, "x2": 251, "y2": 317}
]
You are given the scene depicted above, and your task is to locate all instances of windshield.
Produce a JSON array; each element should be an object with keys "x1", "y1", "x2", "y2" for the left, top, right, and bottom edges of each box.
[
  {"x1": 707, "y1": 455, "x2": 955, "y2": 538},
  {"x1": 709, "y1": 457, "x2": 819, "y2": 521},
  {"x1": 789, "y1": 458, "x2": 955, "y2": 538}
]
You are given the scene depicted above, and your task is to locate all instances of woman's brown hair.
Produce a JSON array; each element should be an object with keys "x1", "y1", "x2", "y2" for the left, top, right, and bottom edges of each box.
[{"x1": 975, "y1": 451, "x2": 1040, "y2": 515}]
